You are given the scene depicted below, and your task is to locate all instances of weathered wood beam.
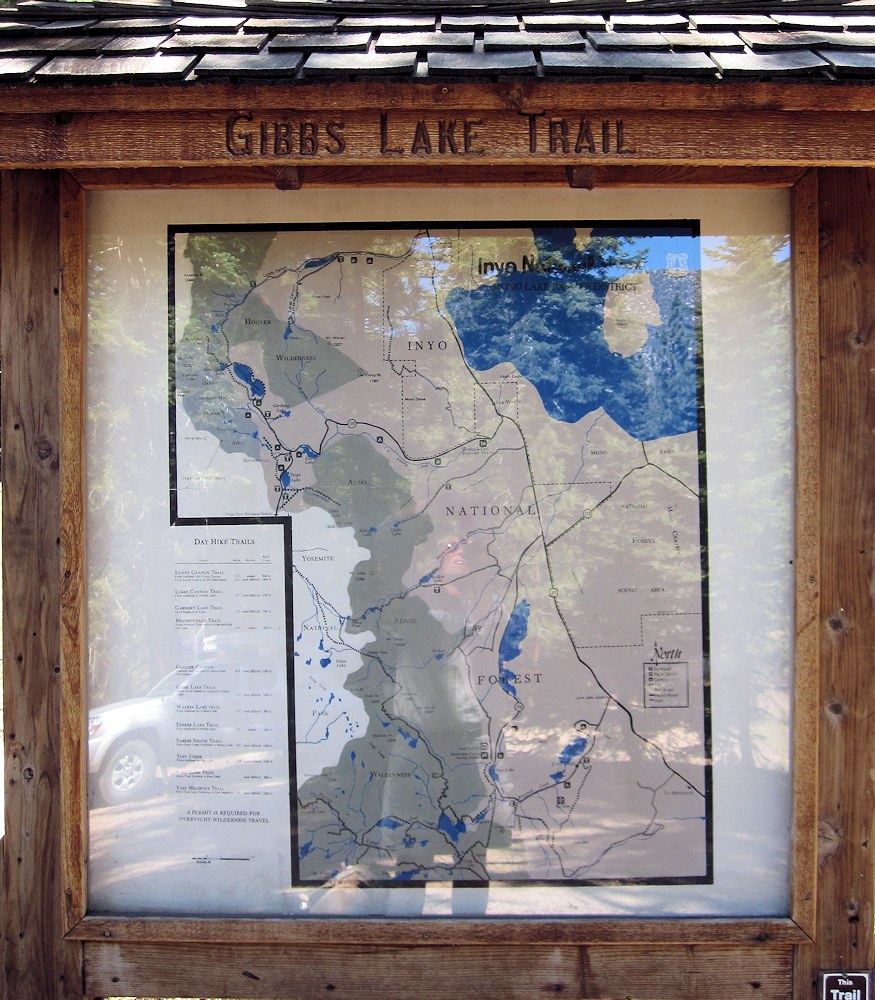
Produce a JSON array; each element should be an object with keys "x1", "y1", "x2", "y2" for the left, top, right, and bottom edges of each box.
[
  {"x1": 793, "y1": 167, "x2": 875, "y2": 998},
  {"x1": 2, "y1": 81, "x2": 875, "y2": 116},
  {"x1": 70, "y1": 165, "x2": 806, "y2": 190},
  {"x1": 1, "y1": 171, "x2": 83, "y2": 999},
  {"x1": 0, "y1": 110, "x2": 874, "y2": 170},
  {"x1": 84, "y1": 941, "x2": 793, "y2": 1000}
]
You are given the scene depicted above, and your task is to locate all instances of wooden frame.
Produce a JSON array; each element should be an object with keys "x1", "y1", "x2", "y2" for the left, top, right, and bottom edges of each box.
[
  {"x1": 1, "y1": 78, "x2": 874, "y2": 1000},
  {"x1": 54, "y1": 168, "x2": 810, "y2": 980}
]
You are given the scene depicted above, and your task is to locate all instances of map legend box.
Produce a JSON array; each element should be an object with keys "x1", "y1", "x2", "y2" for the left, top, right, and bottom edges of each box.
[{"x1": 644, "y1": 661, "x2": 690, "y2": 708}]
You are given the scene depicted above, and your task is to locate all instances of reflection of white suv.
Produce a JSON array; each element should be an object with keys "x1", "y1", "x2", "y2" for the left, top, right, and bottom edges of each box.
[{"x1": 88, "y1": 669, "x2": 196, "y2": 806}]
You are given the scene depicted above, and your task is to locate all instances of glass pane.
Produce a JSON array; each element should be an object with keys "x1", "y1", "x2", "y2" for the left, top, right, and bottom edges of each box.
[{"x1": 85, "y1": 187, "x2": 793, "y2": 919}]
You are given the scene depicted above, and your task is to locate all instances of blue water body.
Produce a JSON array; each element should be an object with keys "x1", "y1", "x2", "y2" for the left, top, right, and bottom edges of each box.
[
  {"x1": 496, "y1": 600, "x2": 529, "y2": 698},
  {"x1": 392, "y1": 868, "x2": 422, "y2": 881},
  {"x1": 558, "y1": 737, "x2": 588, "y2": 766},
  {"x1": 376, "y1": 817, "x2": 402, "y2": 830},
  {"x1": 232, "y1": 362, "x2": 266, "y2": 398},
  {"x1": 299, "y1": 840, "x2": 314, "y2": 859},
  {"x1": 297, "y1": 445, "x2": 319, "y2": 459},
  {"x1": 320, "y1": 657, "x2": 331, "y2": 667},
  {"x1": 445, "y1": 226, "x2": 700, "y2": 440},
  {"x1": 499, "y1": 601, "x2": 529, "y2": 664},
  {"x1": 498, "y1": 666, "x2": 517, "y2": 699},
  {"x1": 438, "y1": 812, "x2": 466, "y2": 843},
  {"x1": 280, "y1": 470, "x2": 291, "y2": 489}
]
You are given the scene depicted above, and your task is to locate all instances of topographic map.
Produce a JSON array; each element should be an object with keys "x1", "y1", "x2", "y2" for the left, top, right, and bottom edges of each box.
[{"x1": 171, "y1": 222, "x2": 712, "y2": 887}]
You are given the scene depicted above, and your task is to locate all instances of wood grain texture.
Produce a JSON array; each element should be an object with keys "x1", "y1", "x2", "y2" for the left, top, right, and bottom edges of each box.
[
  {"x1": 4, "y1": 81, "x2": 875, "y2": 116},
  {"x1": 59, "y1": 172, "x2": 87, "y2": 932},
  {"x1": 83, "y1": 941, "x2": 792, "y2": 1000},
  {"x1": 1, "y1": 171, "x2": 82, "y2": 999},
  {"x1": 69, "y1": 164, "x2": 806, "y2": 190},
  {"x1": 1, "y1": 109, "x2": 875, "y2": 169},
  {"x1": 790, "y1": 169, "x2": 820, "y2": 940},
  {"x1": 793, "y1": 167, "x2": 875, "y2": 998},
  {"x1": 69, "y1": 914, "x2": 807, "y2": 946}
]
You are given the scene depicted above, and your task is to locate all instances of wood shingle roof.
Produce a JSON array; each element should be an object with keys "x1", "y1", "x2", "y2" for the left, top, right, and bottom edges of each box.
[{"x1": 3, "y1": 0, "x2": 875, "y2": 84}]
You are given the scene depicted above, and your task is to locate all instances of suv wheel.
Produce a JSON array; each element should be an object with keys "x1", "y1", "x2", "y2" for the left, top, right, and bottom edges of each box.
[{"x1": 98, "y1": 738, "x2": 157, "y2": 805}]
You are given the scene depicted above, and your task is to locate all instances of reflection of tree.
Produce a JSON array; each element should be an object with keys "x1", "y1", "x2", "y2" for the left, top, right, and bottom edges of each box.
[
  {"x1": 445, "y1": 230, "x2": 699, "y2": 439},
  {"x1": 89, "y1": 232, "x2": 277, "y2": 704},
  {"x1": 87, "y1": 239, "x2": 168, "y2": 704},
  {"x1": 175, "y1": 234, "x2": 276, "y2": 459},
  {"x1": 702, "y1": 234, "x2": 792, "y2": 773}
]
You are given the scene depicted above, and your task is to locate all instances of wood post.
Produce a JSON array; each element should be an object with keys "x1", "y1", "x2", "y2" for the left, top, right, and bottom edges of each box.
[
  {"x1": 1, "y1": 170, "x2": 82, "y2": 999},
  {"x1": 793, "y1": 167, "x2": 875, "y2": 998}
]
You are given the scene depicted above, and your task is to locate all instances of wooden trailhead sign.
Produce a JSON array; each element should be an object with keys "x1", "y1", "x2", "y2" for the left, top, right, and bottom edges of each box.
[{"x1": 1, "y1": 0, "x2": 875, "y2": 998}]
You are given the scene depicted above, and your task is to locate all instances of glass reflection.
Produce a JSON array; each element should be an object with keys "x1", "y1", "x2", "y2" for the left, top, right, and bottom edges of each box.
[{"x1": 85, "y1": 193, "x2": 793, "y2": 919}]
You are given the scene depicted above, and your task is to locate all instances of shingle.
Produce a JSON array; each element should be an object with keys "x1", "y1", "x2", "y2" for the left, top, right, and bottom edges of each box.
[
  {"x1": 171, "y1": 0, "x2": 247, "y2": 9},
  {"x1": 739, "y1": 31, "x2": 841, "y2": 51},
  {"x1": 770, "y1": 15, "x2": 846, "y2": 32},
  {"x1": 0, "y1": 54, "x2": 48, "y2": 79},
  {"x1": 28, "y1": 19, "x2": 99, "y2": 33},
  {"x1": 243, "y1": 17, "x2": 337, "y2": 33},
  {"x1": 816, "y1": 33, "x2": 875, "y2": 50},
  {"x1": 35, "y1": 52, "x2": 197, "y2": 80},
  {"x1": 610, "y1": 14, "x2": 688, "y2": 31},
  {"x1": 102, "y1": 33, "x2": 174, "y2": 54},
  {"x1": 14, "y1": 0, "x2": 96, "y2": 9},
  {"x1": 589, "y1": 32, "x2": 671, "y2": 52},
  {"x1": 689, "y1": 14, "x2": 777, "y2": 31},
  {"x1": 661, "y1": 32, "x2": 745, "y2": 52},
  {"x1": 543, "y1": 47, "x2": 718, "y2": 77},
  {"x1": 193, "y1": 50, "x2": 302, "y2": 77},
  {"x1": 441, "y1": 15, "x2": 520, "y2": 32},
  {"x1": 302, "y1": 50, "x2": 416, "y2": 75},
  {"x1": 523, "y1": 14, "x2": 606, "y2": 32},
  {"x1": 821, "y1": 49, "x2": 875, "y2": 75},
  {"x1": 839, "y1": 17, "x2": 875, "y2": 31},
  {"x1": 485, "y1": 30, "x2": 584, "y2": 50},
  {"x1": 177, "y1": 16, "x2": 246, "y2": 32},
  {"x1": 376, "y1": 31, "x2": 474, "y2": 51},
  {"x1": 270, "y1": 32, "x2": 371, "y2": 52},
  {"x1": 172, "y1": 0, "x2": 246, "y2": 8},
  {"x1": 710, "y1": 49, "x2": 831, "y2": 76},
  {"x1": 0, "y1": 34, "x2": 106, "y2": 55},
  {"x1": 90, "y1": 17, "x2": 180, "y2": 34},
  {"x1": 161, "y1": 31, "x2": 266, "y2": 52},
  {"x1": 428, "y1": 49, "x2": 538, "y2": 74},
  {"x1": 0, "y1": 21, "x2": 42, "y2": 35},
  {"x1": 338, "y1": 16, "x2": 435, "y2": 32}
]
